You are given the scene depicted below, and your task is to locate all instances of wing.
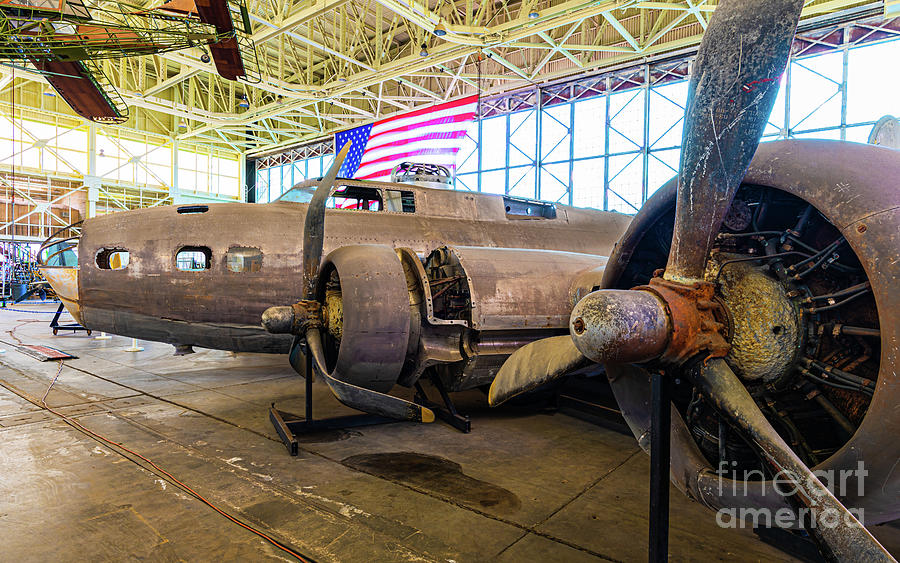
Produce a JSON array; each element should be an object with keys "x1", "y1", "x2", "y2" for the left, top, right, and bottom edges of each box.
[{"x1": 33, "y1": 58, "x2": 128, "y2": 123}]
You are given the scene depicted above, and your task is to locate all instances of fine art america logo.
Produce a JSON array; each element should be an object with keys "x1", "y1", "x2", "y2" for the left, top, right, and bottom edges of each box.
[{"x1": 715, "y1": 461, "x2": 868, "y2": 529}]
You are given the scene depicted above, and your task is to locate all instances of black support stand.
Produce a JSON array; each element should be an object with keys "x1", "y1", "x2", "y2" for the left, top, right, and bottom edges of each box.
[
  {"x1": 649, "y1": 371, "x2": 671, "y2": 562},
  {"x1": 49, "y1": 302, "x2": 91, "y2": 335},
  {"x1": 414, "y1": 374, "x2": 471, "y2": 433},
  {"x1": 269, "y1": 355, "x2": 471, "y2": 456},
  {"x1": 269, "y1": 352, "x2": 396, "y2": 456}
]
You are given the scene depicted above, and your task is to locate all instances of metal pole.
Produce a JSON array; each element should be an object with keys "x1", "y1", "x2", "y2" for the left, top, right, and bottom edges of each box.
[
  {"x1": 305, "y1": 347, "x2": 314, "y2": 423},
  {"x1": 649, "y1": 370, "x2": 670, "y2": 562}
]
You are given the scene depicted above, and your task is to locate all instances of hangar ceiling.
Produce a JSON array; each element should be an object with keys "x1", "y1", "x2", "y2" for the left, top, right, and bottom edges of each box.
[{"x1": 0, "y1": 0, "x2": 884, "y2": 154}]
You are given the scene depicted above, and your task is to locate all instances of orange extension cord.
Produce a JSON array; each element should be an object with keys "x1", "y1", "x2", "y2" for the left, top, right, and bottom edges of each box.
[{"x1": 29, "y1": 361, "x2": 312, "y2": 562}]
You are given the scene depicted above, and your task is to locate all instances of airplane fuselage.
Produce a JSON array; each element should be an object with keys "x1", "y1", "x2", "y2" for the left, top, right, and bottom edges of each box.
[{"x1": 68, "y1": 180, "x2": 631, "y2": 353}]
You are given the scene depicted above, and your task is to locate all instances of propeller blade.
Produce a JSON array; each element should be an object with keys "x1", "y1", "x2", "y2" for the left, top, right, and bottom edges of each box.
[
  {"x1": 488, "y1": 336, "x2": 590, "y2": 407},
  {"x1": 306, "y1": 327, "x2": 434, "y2": 423},
  {"x1": 302, "y1": 141, "x2": 352, "y2": 300},
  {"x1": 691, "y1": 359, "x2": 893, "y2": 561},
  {"x1": 665, "y1": 0, "x2": 803, "y2": 283}
]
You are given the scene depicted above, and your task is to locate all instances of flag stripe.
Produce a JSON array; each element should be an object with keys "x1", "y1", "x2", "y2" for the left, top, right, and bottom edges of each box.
[
  {"x1": 369, "y1": 103, "x2": 477, "y2": 139},
  {"x1": 370, "y1": 96, "x2": 476, "y2": 128},
  {"x1": 366, "y1": 115, "x2": 474, "y2": 150},
  {"x1": 336, "y1": 96, "x2": 478, "y2": 180}
]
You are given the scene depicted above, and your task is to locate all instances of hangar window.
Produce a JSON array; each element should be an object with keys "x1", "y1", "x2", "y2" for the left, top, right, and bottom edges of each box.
[
  {"x1": 175, "y1": 247, "x2": 211, "y2": 271},
  {"x1": 96, "y1": 248, "x2": 129, "y2": 270},
  {"x1": 384, "y1": 190, "x2": 416, "y2": 213},
  {"x1": 328, "y1": 185, "x2": 382, "y2": 211},
  {"x1": 225, "y1": 247, "x2": 263, "y2": 272}
]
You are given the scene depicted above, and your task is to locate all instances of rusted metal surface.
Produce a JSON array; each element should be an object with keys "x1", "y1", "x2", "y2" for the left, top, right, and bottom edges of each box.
[
  {"x1": 75, "y1": 179, "x2": 630, "y2": 353},
  {"x1": 637, "y1": 278, "x2": 729, "y2": 366},
  {"x1": 602, "y1": 140, "x2": 900, "y2": 525}
]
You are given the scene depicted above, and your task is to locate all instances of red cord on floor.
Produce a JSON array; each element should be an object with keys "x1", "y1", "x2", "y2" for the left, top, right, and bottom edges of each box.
[{"x1": 37, "y1": 361, "x2": 312, "y2": 563}]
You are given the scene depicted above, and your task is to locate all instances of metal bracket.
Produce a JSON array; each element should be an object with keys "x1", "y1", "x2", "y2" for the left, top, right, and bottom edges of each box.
[{"x1": 414, "y1": 374, "x2": 471, "y2": 433}]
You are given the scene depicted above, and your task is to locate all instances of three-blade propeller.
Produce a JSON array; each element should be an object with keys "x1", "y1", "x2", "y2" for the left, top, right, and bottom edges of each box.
[
  {"x1": 291, "y1": 142, "x2": 434, "y2": 423},
  {"x1": 489, "y1": 0, "x2": 892, "y2": 559}
]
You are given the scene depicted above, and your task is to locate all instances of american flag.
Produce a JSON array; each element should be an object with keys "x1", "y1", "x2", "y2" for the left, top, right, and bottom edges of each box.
[{"x1": 336, "y1": 95, "x2": 478, "y2": 181}]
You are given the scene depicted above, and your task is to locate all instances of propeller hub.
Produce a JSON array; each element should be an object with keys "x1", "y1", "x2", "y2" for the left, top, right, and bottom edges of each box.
[
  {"x1": 570, "y1": 279, "x2": 732, "y2": 367},
  {"x1": 569, "y1": 289, "x2": 669, "y2": 364}
]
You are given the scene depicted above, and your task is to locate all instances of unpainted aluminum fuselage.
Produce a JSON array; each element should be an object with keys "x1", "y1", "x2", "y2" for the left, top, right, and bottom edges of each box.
[{"x1": 61, "y1": 179, "x2": 631, "y2": 353}]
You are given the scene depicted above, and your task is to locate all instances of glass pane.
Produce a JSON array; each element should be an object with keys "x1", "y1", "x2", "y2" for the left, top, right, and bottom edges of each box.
[
  {"x1": 789, "y1": 52, "x2": 843, "y2": 132},
  {"x1": 608, "y1": 90, "x2": 644, "y2": 154},
  {"x1": 508, "y1": 110, "x2": 537, "y2": 166},
  {"x1": 481, "y1": 117, "x2": 507, "y2": 170},
  {"x1": 607, "y1": 153, "x2": 643, "y2": 213},
  {"x1": 572, "y1": 157, "x2": 605, "y2": 209},
  {"x1": 541, "y1": 104, "x2": 571, "y2": 162},
  {"x1": 384, "y1": 190, "x2": 416, "y2": 212},
  {"x1": 846, "y1": 40, "x2": 900, "y2": 125},
  {"x1": 96, "y1": 249, "x2": 129, "y2": 270},
  {"x1": 573, "y1": 97, "x2": 606, "y2": 159},
  {"x1": 647, "y1": 148, "x2": 679, "y2": 200},
  {"x1": 480, "y1": 169, "x2": 506, "y2": 194},
  {"x1": 456, "y1": 123, "x2": 479, "y2": 174},
  {"x1": 508, "y1": 166, "x2": 536, "y2": 199},
  {"x1": 540, "y1": 162, "x2": 569, "y2": 203},
  {"x1": 455, "y1": 172, "x2": 477, "y2": 191},
  {"x1": 176, "y1": 247, "x2": 211, "y2": 271},
  {"x1": 649, "y1": 81, "x2": 687, "y2": 149}
]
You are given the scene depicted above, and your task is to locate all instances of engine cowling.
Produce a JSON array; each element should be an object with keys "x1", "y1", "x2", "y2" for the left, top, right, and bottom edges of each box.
[
  {"x1": 601, "y1": 139, "x2": 899, "y2": 525},
  {"x1": 309, "y1": 244, "x2": 609, "y2": 394}
]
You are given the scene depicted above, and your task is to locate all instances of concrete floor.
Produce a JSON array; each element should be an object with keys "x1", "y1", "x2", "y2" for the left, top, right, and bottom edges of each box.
[{"x1": 0, "y1": 303, "x2": 897, "y2": 562}]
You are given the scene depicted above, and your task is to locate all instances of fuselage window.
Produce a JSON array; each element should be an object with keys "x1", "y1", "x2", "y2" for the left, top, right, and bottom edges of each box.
[
  {"x1": 96, "y1": 248, "x2": 129, "y2": 270},
  {"x1": 176, "y1": 247, "x2": 211, "y2": 271},
  {"x1": 384, "y1": 190, "x2": 415, "y2": 213},
  {"x1": 225, "y1": 247, "x2": 263, "y2": 272}
]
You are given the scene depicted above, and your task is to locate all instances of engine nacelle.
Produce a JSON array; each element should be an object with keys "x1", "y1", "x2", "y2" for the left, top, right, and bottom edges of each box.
[{"x1": 313, "y1": 244, "x2": 608, "y2": 394}]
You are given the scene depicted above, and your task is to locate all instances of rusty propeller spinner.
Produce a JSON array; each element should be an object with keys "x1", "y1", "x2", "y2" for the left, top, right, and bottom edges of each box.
[
  {"x1": 489, "y1": 0, "x2": 893, "y2": 560},
  {"x1": 262, "y1": 142, "x2": 435, "y2": 423}
]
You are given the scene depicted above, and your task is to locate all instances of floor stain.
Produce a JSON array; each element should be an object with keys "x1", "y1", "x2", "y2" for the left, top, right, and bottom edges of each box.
[{"x1": 342, "y1": 452, "x2": 521, "y2": 513}]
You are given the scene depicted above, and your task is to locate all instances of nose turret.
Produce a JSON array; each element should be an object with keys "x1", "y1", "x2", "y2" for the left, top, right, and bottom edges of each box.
[{"x1": 37, "y1": 221, "x2": 84, "y2": 325}]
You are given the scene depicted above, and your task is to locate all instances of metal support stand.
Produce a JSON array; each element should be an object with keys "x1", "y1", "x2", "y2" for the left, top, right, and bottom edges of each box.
[
  {"x1": 649, "y1": 371, "x2": 671, "y2": 562},
  {"x1": 49, "y1": 303, "x2": 91, "y2": 335},
  {"x1": 414, "y1": 374, "x2": 471, "y2": 433},
  {"x1": 269, "y1": 352, "x2": 395, "y2": 456}
]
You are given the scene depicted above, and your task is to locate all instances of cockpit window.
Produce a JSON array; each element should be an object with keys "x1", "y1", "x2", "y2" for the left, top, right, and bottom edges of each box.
[
  {"x1": 176, "y1": 247, "x2": 211, "y2": 271},
  {"x1": 274, "y1": 184, "x2": 316, "y2": 203},
  {"x1": 96, "y1": 248, "x2": 129, "y2": 270},
  {"x1": 384, "y1": 190, "x2": 415, "y2": 213},
  {"x1": 328, "y1": 185, "x2": 382, "y2": 211},
  {"x1": 225, "y1": 247, "x2": 263, "y2": 272},
  {"x1": 42, "y1": 241, "x2": 79, "y2": 267}
]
